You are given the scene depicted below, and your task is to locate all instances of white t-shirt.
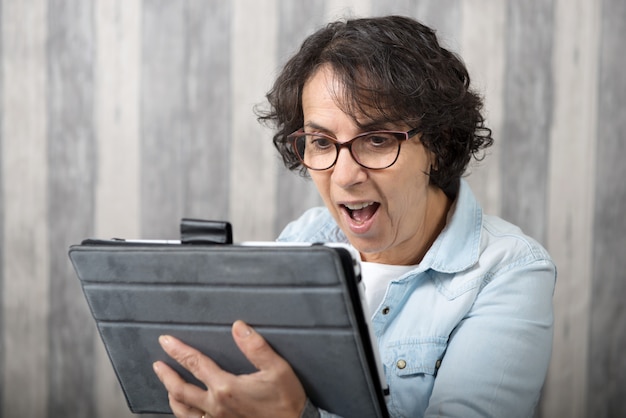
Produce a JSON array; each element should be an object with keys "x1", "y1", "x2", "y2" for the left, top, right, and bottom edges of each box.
[{"x1": 360, "y1": 261, "x2": 418, "y2": 317}]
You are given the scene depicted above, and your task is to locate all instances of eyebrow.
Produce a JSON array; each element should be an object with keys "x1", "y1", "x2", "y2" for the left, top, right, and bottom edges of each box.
[
  {"x1": 303, "y1": 120, "x2": 397, "y2": 135},
  {"x1": 303, "y1": 121, "x2": 330, "y2": 133},
  {"x1": 358, "y1": 121, "x2": 396, "y2": 131}
]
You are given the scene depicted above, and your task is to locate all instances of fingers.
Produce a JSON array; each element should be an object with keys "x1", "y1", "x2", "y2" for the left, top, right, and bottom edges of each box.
[
  {"x1": 166, "y1": 391, "x2": 206, "y2": 418},
  {"x1": 155, "y1": 325, "x2": 307, "y2": 418},
  {"x1": 154, "y1": 334, "x2": 230, "y2": 413},
  {"x1": 157, "y1": 335, "x2": 225, "y2": 384},
  {"x1": 231, "y1": 320, "x2": 291, "y2": 374},
  {"x1": 153, "y1": 360, "x2": 207, "y2": 414}
]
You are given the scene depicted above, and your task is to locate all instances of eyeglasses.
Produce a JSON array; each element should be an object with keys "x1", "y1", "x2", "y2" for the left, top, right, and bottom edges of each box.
[{"x1": 288, "y1": 127, "x2": 420, "y2": 170}]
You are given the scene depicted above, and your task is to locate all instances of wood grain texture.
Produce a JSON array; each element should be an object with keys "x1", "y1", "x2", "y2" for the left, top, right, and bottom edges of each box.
[
  {"x1": 0, "y1": 0, "x2": 625, "y2": 416},
  {"x1": 461, "y1": 0, "x2": 506, "y2": 217},
  {"x1": 141, "y1": 0, "x2": 188, "y2": 239},
  {"x1": 543, "y1": 0, "x2": 600, "y2": 416},
  {"x1": 1, "y1": 1, "x2": 49, "y2": 417},
  {"x1": 501, "y1": 0, "x2": 555, "y2": 244},
  {"x1": 229, "y1": 0, "x2": 278, "y2": 241},
  {"x1": 589, "y1": 0, "x2": 626, "y2": 416},
  {"x1": 46, "y1": 0, "x2": 97, "y2": 416},
  {"x1": 182, "y1": 1, "x2": 232, "y2": 222},
  {"x1": 94, "y1": 1, "x2": 141, "y2": 417}
]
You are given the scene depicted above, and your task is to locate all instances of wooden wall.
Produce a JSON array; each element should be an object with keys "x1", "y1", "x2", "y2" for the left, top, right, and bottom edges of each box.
[{"x1": 1, "y1": 0, "x2": 624, "y2": 417}]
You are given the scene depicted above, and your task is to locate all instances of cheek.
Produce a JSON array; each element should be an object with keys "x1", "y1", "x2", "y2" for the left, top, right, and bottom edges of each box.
[
  {"x1": 309, "y1": 172, "x2": 331, "y2": 200},
  {"x1": 383, "y1": 171, "x2": 430, "y2": 215}
]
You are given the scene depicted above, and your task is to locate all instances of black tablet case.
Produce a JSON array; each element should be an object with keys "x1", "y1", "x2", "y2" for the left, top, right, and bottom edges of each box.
[{"x1": 68, "y1": 241, "x2": 389, "y2": 418}]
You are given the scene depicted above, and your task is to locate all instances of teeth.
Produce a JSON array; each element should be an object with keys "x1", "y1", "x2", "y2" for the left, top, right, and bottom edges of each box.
[{"x1": 344, "y1": 202, "x2": 374, "y2": 211}]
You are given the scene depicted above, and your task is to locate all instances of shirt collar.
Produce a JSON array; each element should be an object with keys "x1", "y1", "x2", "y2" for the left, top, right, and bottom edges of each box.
[{"x1": 419, "y1": 179, "x2": 482, "y2": 273}]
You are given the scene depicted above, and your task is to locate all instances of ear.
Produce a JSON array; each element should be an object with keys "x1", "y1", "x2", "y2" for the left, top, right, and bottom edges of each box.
[{"x1": 429, "y1": 151, "x2": 438, "y2": 173}]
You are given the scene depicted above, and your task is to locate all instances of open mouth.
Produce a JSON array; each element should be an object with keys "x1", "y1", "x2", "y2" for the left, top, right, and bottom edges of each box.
[{"x1": 342, "y1": 202, "x2": 380, "y2": 224}]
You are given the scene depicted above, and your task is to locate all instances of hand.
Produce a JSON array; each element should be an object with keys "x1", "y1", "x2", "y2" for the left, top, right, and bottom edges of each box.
[{"x1": 153, "y1": 320, "x2": 308, "y2": 418}]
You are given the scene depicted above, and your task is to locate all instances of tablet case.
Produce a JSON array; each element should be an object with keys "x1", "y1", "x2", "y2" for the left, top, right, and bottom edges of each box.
[{"x1": 68, "y1": 221, "x2": 389, "y2": 418}]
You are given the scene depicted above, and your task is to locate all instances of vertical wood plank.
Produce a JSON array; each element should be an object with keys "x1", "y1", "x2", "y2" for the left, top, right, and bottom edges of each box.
[
  {"x1": 46, "y1": 0, "x2": 97, "y2": 416},
  {"x1": 461, "y1": 0, "x2": 506, "y2": 216},
  {"x1": 182, "y1": 0, "x2": 232, "y2": 221},
  {"x1": 501, "y1": 0, "x2": 554, "y2": 243},
  {"x1": 542, "y1": 1, "x2": 600, "y2": 416},
  {"x1": 589, "y1": 0, "x2": 626, "y2": 415},
  {"x1": 94, "y1": 0, "x2": 141, "y2": 417},
  {"x1": 273, "y1": 0, "x2": 325, "y2": 235},
  {"x1": 1, "y1": 1, "x2": 49, "y2": 416},
  {"x1": 95, "y1": 0, "x2": 141, "y2": 239},
  {"x1": 410, "y1": 0, "x2": 462, "y2": 52},
  {"x1": 141, "y1": 0, "x2": 187, "y2": 239},
  {"x1": 230, "y1": 0, "x2": 278, "y2": 241},
  {"x1": 372, "y1": 0, "x2": 463, "y2": 52},
  {"x1": 142, "y1": 0, "x2": 233, "y2": 238}
]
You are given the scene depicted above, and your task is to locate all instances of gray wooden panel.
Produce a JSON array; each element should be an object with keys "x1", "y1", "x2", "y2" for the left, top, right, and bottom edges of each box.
[
  {"x1": 501, "y1": 0, "x2": 554, "y2": 243},
  {"x1": 93, "y1": 0, "x2": 141, "y2": 240},
  {"x1": 182, "y1": 1, "x2": 232, "y2": 221},
  {"x1": 589, "y1": 0, "x2": 626, "y2": 415},
  {"x1": 461, "y1": 0, "x2": 507, "y2": 217},
  {"x1": 372, "y1": 0, "x2": 463, "y2": 64},
  {"x1": 228, "y1": 0, "x2": 279, "y2": 242},
  {"x1": 141, "y1": 1, "x2": 232, "y2": 237},
  {"x1": 141, "y1": 0, "x2": 188, "y2": 239},
  {"x1": 411, "y1": 0, "x2": 461, "y2": 51},
  {"x1": 375, "y1": 0, "x2": 463, "y2": 51},
  {"x1": 93, "y1": 1, "x2": 142, "y2": 416},
  {"x1": 1, "y1": 2, "x2": 50, "y2": 416},
  {"x1": 277, "y1": 0, "x2": 326, "y2": 71},
  {"x1": 46, "y1": 0, "x2": 97, "y2": 416},
  {"x1": 274, "y1": 0, "x2": 326, "y2": 236},
  {"x1": 540, "y1": 1, "x2": 601, "y2": 416}
]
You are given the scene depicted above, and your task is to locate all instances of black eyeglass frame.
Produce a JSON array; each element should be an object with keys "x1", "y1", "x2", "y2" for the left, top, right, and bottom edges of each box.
[{"x1": 288, "y1": 127, "x2": 421, "y2": 171}]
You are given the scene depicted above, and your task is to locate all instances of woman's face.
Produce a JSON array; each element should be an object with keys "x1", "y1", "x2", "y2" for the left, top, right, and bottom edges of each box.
[{"x1": 302, "y1": 65, "x2": 450, "y2": 265}]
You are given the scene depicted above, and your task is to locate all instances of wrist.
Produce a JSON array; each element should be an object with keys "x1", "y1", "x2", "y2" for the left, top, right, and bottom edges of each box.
[{"x1": 299, "y1": 398, "x2": 321, "y2": 418}]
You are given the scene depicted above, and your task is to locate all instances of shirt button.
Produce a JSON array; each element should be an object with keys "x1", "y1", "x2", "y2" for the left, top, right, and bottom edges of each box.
[
  {"x1": 382, "y1": 307, "x2": 390, "y2": 315},
  {"x1": 396, "y1": 359, "x2": 407, "y2": 369}
]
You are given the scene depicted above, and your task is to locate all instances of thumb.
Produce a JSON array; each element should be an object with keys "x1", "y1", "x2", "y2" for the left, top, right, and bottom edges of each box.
[{"x1": 232, "y1": 320, "x2": 286, "y2": 372}]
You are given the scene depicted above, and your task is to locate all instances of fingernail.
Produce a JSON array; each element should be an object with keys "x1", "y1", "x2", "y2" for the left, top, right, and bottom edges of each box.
[
  {"x1": 152, "y1": 362, "x2": 160, "y2": 373},
  {"x1": 159, "y1": 335, "x2": 171, "y2": 345},
  {"x1": 235, "y1": 321, "x2": 252, "y2": 338}
]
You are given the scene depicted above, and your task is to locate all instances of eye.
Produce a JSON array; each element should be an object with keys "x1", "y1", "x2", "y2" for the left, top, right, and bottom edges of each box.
[
  {"x1": 307, "y1": 135, "x2": 334, "y2": 151},
  {"x1": 364, "y1": 133, "x2": 396, "y2": 149}
]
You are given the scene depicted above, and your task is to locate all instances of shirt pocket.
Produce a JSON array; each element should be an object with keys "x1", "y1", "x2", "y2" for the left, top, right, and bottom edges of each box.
[
  {"x1": 386, "y1": 338, "x2": 447, "y2": 377},
  {"x1": 384, "y1": 339, "x2": 448, "y2": 416}
]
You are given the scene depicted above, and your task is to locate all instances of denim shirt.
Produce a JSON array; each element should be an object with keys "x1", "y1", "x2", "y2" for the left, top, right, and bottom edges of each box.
[{"x1": 278, "y1": 180, "x2": 556, "y2": 418}]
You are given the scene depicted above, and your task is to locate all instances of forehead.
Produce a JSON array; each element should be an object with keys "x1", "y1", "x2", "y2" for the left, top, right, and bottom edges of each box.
[
  {"x1": 302, "y1": 65, "x2": 397, "y2": 129},
  {"x1": 303, "y1": 65, "x2": 341, "y2": 105}
]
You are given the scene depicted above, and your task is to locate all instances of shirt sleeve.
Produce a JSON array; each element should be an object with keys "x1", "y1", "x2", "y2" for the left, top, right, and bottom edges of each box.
[{"x1": 424, "y1": 257, "x2": 556, "y2": 417}]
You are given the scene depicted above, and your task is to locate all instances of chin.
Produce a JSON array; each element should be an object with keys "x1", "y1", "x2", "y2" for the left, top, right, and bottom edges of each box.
[{"x1": 346, "y1": 237, "x2": 387, "y2": 258}]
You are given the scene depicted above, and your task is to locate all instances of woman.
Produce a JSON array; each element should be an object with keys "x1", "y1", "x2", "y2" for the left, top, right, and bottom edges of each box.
[{"x1": 153, "y1": 15, "x2": 556, "y2": 418}]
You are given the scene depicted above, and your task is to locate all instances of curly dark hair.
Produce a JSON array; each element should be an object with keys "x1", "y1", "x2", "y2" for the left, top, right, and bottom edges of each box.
[{"x1": 257, "y1": 15, "x2": 493, "y2": 195}]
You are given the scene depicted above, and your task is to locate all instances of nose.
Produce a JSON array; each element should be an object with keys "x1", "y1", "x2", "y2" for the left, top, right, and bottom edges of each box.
[{"x1": 331, "y1": 147, "x2": 367, "y2": 188}]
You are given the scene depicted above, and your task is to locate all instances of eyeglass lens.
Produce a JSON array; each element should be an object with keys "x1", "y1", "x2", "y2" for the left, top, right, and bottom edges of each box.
[{"x1": 293, "y1": 132, "x2": 404, "y2": 170}]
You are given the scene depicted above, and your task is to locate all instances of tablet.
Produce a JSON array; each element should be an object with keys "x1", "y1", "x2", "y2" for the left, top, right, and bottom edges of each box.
[{"x1": 69, "y1": 239, "x2": 389, "y2": 417}]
